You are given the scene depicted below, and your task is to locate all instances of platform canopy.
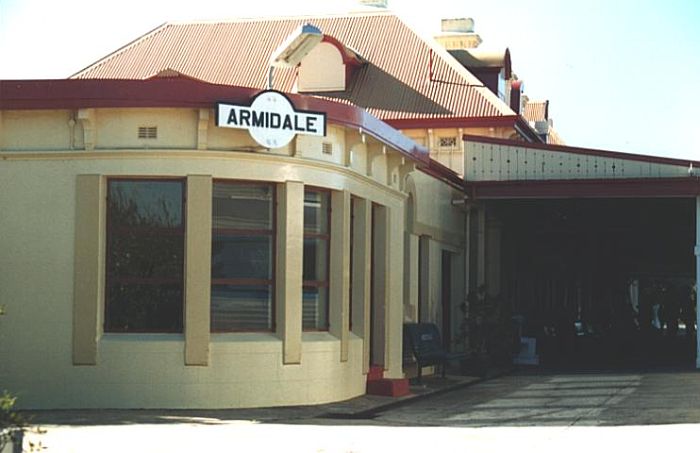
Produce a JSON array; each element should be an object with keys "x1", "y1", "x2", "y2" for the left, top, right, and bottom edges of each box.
[{"x1": 463, "y1": 136, "x2": 700, "y2": 199}]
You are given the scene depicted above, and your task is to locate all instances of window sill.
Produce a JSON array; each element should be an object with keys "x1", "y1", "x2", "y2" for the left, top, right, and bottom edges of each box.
[
  {"x1": 101, "y1": 333, "x2": 184, "y2": 342},
  {"x1": 211, "y1": 332, "x2": 280, "y2": 343},
  {"x1": 302, "y1": 331, "x2": 337, "y2": 342}
]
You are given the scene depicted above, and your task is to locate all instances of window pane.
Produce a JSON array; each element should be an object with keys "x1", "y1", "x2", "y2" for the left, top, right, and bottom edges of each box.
[
  {"x1": 213, "y1": 183, "x2": 273, "y2": 230},
  {"x1": 211, "y1": 182, "x2": 275, "y2": 332},
  {"x1": 108, "y1": 233, "x2": 184, "y2": 279},
  {"x1": 303, "y1": 237, "x2": 328, "y2": 282},
  {"x1": 105, "y1": 180, "x2": 185, "y2": 333},
  {"x1": 109, "y1": 181, "x2": 183, "y2": 228},
  {"x1": 304, "y1": 190, "x2": 329, "y2": 234},
  {"x1": 106, "y1": 283, "x2": 183, "y2": 332},
  {"x1": 211, "y1": 285, "x2": 273, "y2": 331},
  {"x1": 303, "y1": 286, "x2": 329, "y2": 330},
  {"x1": 212, "y1": 235, "x2": 272, "y2": 280}
]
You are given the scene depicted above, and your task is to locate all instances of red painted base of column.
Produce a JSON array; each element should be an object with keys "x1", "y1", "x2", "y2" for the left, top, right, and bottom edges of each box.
[
  {"x1": 367, "y1": 366, "x2": 384, "y2": 381},
  {"x1": 366, "y1": 378, "x2": 411, "y2": 397}
]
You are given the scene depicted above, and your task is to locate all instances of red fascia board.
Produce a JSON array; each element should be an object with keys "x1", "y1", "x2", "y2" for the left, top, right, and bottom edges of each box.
[
  {"x1": 0, "y1": 78, "x2": 429, "y2": 164},
  {"x1": 418, "y1": 159, "x2": 465, "y2": 191},
  {"x1": 321, "y1": 35, "x2": 364, "y2": 67},
  {"x1": 467, "y1": 177, "x2": 700, "y2": 199},
  {"x1": 0, "y1": 78, "x2": 259, "y2": 109},
  {"x1": 385, "y1": 115, "x2": 520, "y2": 130},
  {"x1": 463, "y1": 134, "x2": 700, "y2": 168},
  {"x1": 385, "y1": 116, "x2": 544, "y2": 143}
]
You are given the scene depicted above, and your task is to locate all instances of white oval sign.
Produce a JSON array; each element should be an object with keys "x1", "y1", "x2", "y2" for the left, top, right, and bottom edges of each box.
[{"x1": 216, "y1": 91, "x2": 326, "y2": 148}]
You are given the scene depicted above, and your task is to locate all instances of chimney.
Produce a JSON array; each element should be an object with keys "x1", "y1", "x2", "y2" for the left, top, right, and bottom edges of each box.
[
  {"x1": 434, "y1": 18, "x2": 482, "y2": 50},
  {"x1": 510, "y1": 79, "x2": 523, "y2": 114}
]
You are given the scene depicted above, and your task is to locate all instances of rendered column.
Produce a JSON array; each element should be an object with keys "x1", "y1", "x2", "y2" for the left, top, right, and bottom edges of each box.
[
  {"x1": 72, "y1": 175, "x2": 104, "y2": 365},
  {"x1": 276, "y1": 181, "x2": 304, "y2": 364},
  {"x1": 329, "y1": 190, "x2": 351, "y2": 362},
  {"x1": 372, "y1": 204, "x2": 389, "y2": 369},
  {"x1": 404, "y1": 233, "x2": 420, "y2": 322},
  {"x1": 351, "y1": 197, "x2": 372, "y2": 374},
  {"x1": 383, "y1": 205, "x2": 406, "y2": 379},
  {"x1": 418, "y1": 235, "x2": 431, "y2": 322},
  {"x1": 184, "y1": 175, "x2": 212, "y2": 366}
]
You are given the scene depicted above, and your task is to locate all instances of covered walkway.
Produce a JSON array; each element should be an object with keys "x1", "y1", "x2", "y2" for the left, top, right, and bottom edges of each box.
[{"x1": 462, "y1": 136, "x2": 700, "y2": 369}]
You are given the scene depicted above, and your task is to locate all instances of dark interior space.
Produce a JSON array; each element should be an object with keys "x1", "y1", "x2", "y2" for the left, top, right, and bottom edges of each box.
[{"x1": 492, "y1": 198, "x2": 697, "y2": 369}]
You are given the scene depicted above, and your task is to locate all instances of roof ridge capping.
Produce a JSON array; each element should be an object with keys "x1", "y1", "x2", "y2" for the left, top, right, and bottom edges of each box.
[{"x1": 164, "y1": 9, "x2": 395, "y2": 26}]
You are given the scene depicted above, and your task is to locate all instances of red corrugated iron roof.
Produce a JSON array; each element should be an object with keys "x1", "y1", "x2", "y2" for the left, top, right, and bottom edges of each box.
[
  {"x1": 72, "y1": 12, "x2": 516, "y2": 123},
  {"x1": 522, "y1": 100, "x2": 548, "y2": 122}
]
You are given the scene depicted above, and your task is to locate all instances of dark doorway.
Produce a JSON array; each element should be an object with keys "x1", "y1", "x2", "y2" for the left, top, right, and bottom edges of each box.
[{"x1": 493, "y1": 197, "x2": 696, "y2": 369}]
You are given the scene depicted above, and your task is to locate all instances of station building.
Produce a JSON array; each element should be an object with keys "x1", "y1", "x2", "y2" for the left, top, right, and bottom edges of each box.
[{"x1": 1, "y1": 10, "x2": 699, "y2": 409}]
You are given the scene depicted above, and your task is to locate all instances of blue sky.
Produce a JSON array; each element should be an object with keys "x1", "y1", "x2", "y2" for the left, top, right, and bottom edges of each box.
[{"x1": 1, "y1": 0, "x2": 698, "y2": 159}]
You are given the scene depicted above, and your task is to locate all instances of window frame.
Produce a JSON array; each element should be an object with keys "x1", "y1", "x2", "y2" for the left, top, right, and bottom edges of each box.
[
  {"x1": 302, "y1": 186, "x2": 332, "y2": 331},
  {"x1": 104, "y1": 176, "x2": 187, "y2": 334},
  {"x1": 210, "y1": 179, "x2": 277, "y2": 333}
]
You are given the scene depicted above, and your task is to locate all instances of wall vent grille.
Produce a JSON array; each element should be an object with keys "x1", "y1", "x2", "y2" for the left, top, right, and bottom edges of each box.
[{"x1": 138, "y1": 126, "x2": 158, "y2": 139}]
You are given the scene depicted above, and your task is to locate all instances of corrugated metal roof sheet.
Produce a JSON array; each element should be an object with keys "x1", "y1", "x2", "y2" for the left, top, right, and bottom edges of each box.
[
  {"x1": 72, "y1": 12, "x2": 515, "y2": 122},
  {"x1": 523, "y1": 100, "x2": 547, "y2": 122}
]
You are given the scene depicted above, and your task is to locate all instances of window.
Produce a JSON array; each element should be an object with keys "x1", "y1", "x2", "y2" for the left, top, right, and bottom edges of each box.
[
  {"x1": 303, "y1": 189, "x2": 330, "y2": 330},
  {"x1": 105, "y1": 179, "x2": 185, "y2": 332},
  {"x1": 438, "y1": 136, "x2": 458, "y2": 149},
  {"x1": 211, "y1": 182, "x2": 275, "y2": 331}
]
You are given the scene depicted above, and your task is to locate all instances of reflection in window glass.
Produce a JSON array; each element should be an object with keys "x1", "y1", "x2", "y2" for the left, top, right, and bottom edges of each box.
[
  {"x1": 211, "y1": 182, "x2": 275, "y2": 332},
  {"x1": 211, "y1": 285, "x2": 272, "y2": 331},
  {"x1": 303, "y1": 287, "x2": 329, "y2": 330},
  {"x1": 303, "y1": 189, "x2": 330, "y2": 330},
  {"x1": 108, "y1": 181, "x2": 183, "y2": 228},
  {"x1": 212, "y1": 184, "x2": 273, "y2": 230},
  {"x1": 212, "y1": 236, "x2": 272, "y2": 280},
  {"x1": 303, "y1": 238, "x2": 328, "y2": 282},
  {"x1": 105, "y1": 179, "x2": 185, "y2": 333},
  {"x1": 304, "y1": 190, "x2": 329, "y2": 234}
]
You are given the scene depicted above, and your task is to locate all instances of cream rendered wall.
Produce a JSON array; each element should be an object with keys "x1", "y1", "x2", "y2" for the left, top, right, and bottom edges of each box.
[
  {"x1": 349, "y1": 141, "x2": 368, "y2": 174},
  {"x1": 0, "y1": 110, "x2": 77, "y2": 151},
  {"x1": 406, "y1": 171, "x2": 464, "y2": 246},
  {"x1": 403, "y1": 170, "x2": 466, "y2": 348},
  {"x1": 206, "y1": 120, "x2": 262, "y2": 151},
  {"x1": 95, "y1": 108, "x2": 198, "y2": 150},
  {"x1": 296, "y1": 125, "x2": 346, "y2": 165},
  {"x1": 0, "y1": 151, "x2": 407, "y2": 409},
  {"x1": 402, "y1": 126, "x2": 516, "y2": 176},
  {"x1": 0, "y1": 95, "x2": 419, "y2": 409},
  {"x1": 298, "y1": 42, "x2": 346, "y2": 92}
]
